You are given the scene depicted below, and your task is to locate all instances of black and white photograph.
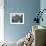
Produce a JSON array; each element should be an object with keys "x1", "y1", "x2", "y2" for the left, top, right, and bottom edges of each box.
[{"x1": 10, "y1": 13, "x2": 24, "y2": 24}]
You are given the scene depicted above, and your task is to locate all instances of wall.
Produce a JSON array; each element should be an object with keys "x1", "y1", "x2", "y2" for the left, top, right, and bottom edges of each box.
[
  {"x1": 40, "y1": 0, "x2": 46, "y2": 27},
  {"x1": 4, "y1": 0, "x2": 40, "y2": 42},
  {"x1": 0, "y1": 0, "x2": 4, "y2": 42}
]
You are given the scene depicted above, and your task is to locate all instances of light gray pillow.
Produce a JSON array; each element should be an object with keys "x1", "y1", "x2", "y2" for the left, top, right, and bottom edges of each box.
[{"x1": 17, "y1": 37, "x2": 25, "y2": 46}]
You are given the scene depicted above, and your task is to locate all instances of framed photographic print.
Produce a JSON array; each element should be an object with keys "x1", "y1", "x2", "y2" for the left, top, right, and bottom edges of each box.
[{"x1": 10, "y1": 13, "x2": 24, "y2": 24}]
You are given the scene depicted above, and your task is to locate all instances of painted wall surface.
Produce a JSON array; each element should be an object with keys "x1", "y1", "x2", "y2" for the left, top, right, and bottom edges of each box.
[
  {"x1": 0, "y1": 0, "x2": 4, "y2": 41},
  {"x1": 40, "y1": 0, "x2": 46, "y2": 27},
  {"x1": 4, "y1": 0, "x2": 40, "y2": 42}
]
